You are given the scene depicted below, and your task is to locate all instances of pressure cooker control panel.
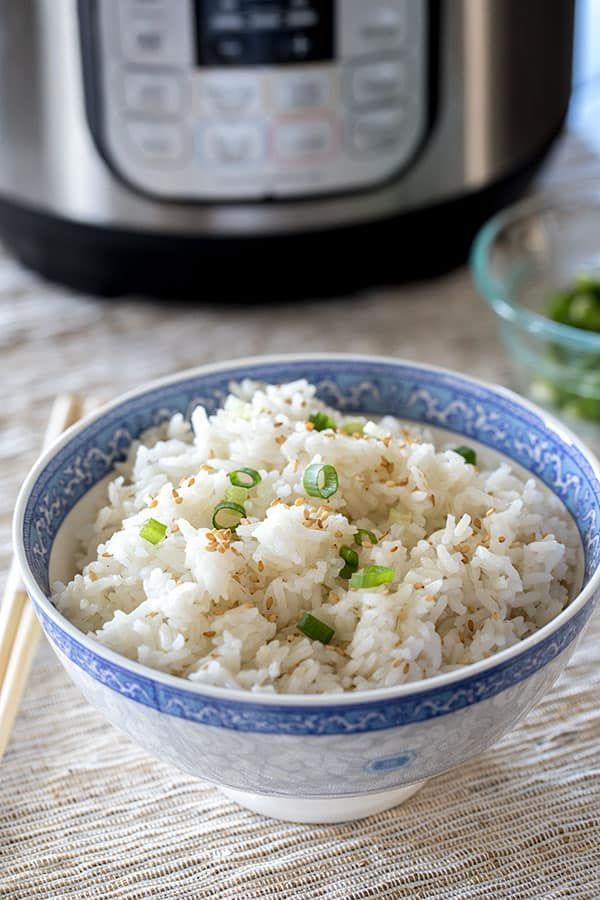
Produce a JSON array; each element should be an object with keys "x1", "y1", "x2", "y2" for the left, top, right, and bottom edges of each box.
[{"x1": 88, "y1": 0, "x2": 428, "y2": 200}]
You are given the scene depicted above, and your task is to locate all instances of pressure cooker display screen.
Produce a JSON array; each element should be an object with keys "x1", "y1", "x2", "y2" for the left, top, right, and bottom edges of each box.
[{"x1": 195, "y1": 0, "x2": 334, "y2": 66}]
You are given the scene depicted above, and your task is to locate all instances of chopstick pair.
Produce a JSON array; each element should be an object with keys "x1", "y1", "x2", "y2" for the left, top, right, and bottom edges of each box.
[{"x1": 0, "y1": 395, "x2": 102, "y2": 761}]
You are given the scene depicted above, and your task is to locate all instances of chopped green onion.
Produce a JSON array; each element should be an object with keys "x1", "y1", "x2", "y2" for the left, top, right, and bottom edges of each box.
[
  {"x1": 309, "y1": 411, "x2": 336, "y2": 432},
  {"x1": 354, "y1": 528, "x2": 377, "y2": 546},
  {"x1": 339, "y1": 565, "x2": 356, "y2": 579},
  {"x1": 225, "y1": 485, "x2": 248, "y2": 506},
  {"x1": 340, "y1": 418, "x2": 364, "y2": 435},
  {"x1": 340, "y1": 545, "x2": 359, "y2": 567},
  {"x1": 140, "y1": 518, "x2": 167, "y2": 545},
  {"x1": 452, "y1": 446, "x2": 477, "y2": 466},
  {"x1": 339, "y1": 545, "x2": 359, "y2": 578},
  {"x1": 303, "y1": 463, "x2": 339, "y2": 499},
  {"x1": 297, "y1": 612, "x2": 335, "y2": 644},
  {"x1": 350, "y1": 566, "x2": 395, "y2": 589},
  {"x1": 212, "y1": 502, "x2": 245, "y2": 530},
  {"x1": 228, "y1": 467, "x2": 261, "y2": 488},
  {"x1": 389, "y1": 507, "x2": 411, "y2": 525}
]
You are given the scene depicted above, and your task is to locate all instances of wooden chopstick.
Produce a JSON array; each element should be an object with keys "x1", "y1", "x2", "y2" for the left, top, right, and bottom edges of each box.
[{"x1": 0, "y1": 394, "x2": 83, "y2": 760}]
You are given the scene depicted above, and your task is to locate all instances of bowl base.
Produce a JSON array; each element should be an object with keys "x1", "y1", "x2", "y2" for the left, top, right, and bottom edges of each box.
[{"x1": 220, "y1": 781, "x2": 426, "y2": 824}]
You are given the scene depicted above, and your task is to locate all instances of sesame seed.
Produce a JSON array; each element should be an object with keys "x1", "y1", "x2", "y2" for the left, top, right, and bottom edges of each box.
[
  {"x1": 203, "y1": 630, "x2": 216, "y2": 638},
  {"x1": 172, "y1": 489, "x2": 179, "y2": 498},
  {"x1": 175, "y1": 497, "x2": 183, "y2": 504},
  {"x1": 275, "y1": 435, "x2": 286, "y2": 445},
  {"x1": 147, "y1": 611, "x2": 158, "y2": 618},
  {"x1": 403, "y1": 662, "x2": 410, "y2": 673},
  {"x1": 385, "y1": 479, "x2": 396, "y2": 487},
  {"x1": 498, "y1": 535, "x2": 506, "y2": 543},
  {"x1": 390, "y1": 545, "x2": 399, "y2": 553},
  {"x1": 101, "y1": 551, "x2": 112, "y2": 558},
  {"x1": 149, "y1": 499, "x2": 158, "y2": 509},
  {"x1": 414, "y1": 582, "x2": 424, "y2": 590},
  {"x1": 467, "y1": 619, "x2": 475, "y2": 632},
  {"x1": 305, "y1": 421, "x2": 315, "y2": 431},
  {"x1": 266, "y1": 597, "x2": 273, "y2": 610},
  {"x1": 398, "y1": 478, "x2": 409, "y2": 487},
  {"x1": 187, "y1": 477, "x2": 196, "y2": 487},
  {"x1": 257, "y1": 560, "x2": 265, "y2": 572},
  {"x1": 485, "y1": 507, "x2": 496, "y2": 517},
  {"x1": 294, "y1": 497, "x2": 305, "y2": 506},
  {"x1": 88, "y1": 570, "x2": 97, "y2": 582},
  {"x1": 473, "y1": 518, "x2": 482, "y2": 530},
  {"x1": 267, "y1": 614, "x2": 277, "y2": 623}
]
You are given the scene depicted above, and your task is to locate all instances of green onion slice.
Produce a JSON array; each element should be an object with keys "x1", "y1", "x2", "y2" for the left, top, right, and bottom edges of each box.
[
  {"x1": 340, "y1": 418, "x2": 364, "y2": 435},
  {"x1": 297, "y1": 612, "x2": 335, "y2": 644},
  {"x1": 212, "y1": 502, "x2": 245, "y2": 530},
  {"x1": 225, "y1": 485, "x2": 248, "y2": 506},
  {"x1": 303, "y1": 463, "x2": 339, "y2": 499},
  {"x1": 354, "y1": 528, "x2": 377, "y2": 546},
  {"x1": 338, "y1": 545, "x2": 359, "y2": 578},
  {"x1": 452, "y1": 446, "x2": 477, "y2": 465},
  {"x1": 228, "y1": 467, "x2": 261, "y2": 488},
  {"x1": 140, "y1": 518, "x2": 167, "y2": 545},
  {"x1": 309, "y1": 411, "x2": 336, "y2": 432},
  {"x1": 350, "y1": 566, "x2": 395, "y2": 589}
]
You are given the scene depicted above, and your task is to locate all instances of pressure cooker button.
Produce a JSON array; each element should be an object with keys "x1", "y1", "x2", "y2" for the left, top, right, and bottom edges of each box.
[
  {"x1": 273, "y1": 71, "x2": 331, "y2": 113},
  {"x1": 210, "y1": 35, "x2": 248, "y2": 65},
  {"x1": 339, "y1": 1, "x2": 406, "y2": 58},
  {"x1": 274, "y1": 119, "x2": 335, "y2": 161},
  {"x1": 199, "y1": 77, "x2": 261, "y2": 116},
  {"x1": 126, "y1": 121, "x2": 187, "y2": 162},
  {"x1": 351, "y1": 107, "x2": 406, "y2": 154},
  {"x1": 123, "y1": 72, "x2": 183, "y2": 117},
  {"x1": 204, "y1": 125, "x2": 264, "y2": 165},
  {"x1": 119, "y1": 0, "x2": 194, "y2": 66},
  {"x1": 351, "y1": 59, "x2": 405, "y2": 106}
]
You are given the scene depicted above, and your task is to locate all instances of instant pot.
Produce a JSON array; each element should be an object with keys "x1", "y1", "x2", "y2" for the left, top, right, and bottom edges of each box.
[{"x1": 0, "y1": 0, "x2": 574, "y2": 299}]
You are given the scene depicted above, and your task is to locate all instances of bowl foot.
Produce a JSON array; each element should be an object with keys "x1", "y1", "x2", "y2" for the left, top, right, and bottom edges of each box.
[{"x1": 220, "y1": 781, "x2": 426, "y2": 823}]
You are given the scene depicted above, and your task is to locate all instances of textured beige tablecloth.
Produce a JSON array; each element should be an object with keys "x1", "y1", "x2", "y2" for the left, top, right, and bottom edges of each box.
[{"x1": 1, "y1": 135, "x2": 599, "y2": 898}]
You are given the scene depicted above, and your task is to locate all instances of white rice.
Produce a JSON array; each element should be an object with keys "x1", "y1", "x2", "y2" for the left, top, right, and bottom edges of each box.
[{"x1": 53, "y1": 380, "x2": 579, "y2": 694}]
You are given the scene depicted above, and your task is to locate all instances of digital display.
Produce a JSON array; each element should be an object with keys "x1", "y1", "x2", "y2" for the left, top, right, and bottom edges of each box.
[{"x1": 195, "y1": 0, "x2": 334, "y2": 66}]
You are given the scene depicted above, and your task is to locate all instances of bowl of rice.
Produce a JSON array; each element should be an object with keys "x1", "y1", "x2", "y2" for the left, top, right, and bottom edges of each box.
[{"x1": 14, "y1": 355, "x2": 600, "y2": 823}]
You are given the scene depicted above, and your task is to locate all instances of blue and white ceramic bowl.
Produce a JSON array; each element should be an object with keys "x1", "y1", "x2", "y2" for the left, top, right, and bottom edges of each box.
[{"x1": 14, "y1": 355, "x2": 600, "y2": 823}]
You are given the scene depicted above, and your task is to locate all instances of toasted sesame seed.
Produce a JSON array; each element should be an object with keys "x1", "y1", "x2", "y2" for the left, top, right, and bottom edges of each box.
[
  {"x1": 172, "y1": 489, "x2": 179, "y2": 498},
  {"x1": 187, "y1": 477, "x2": 196, "y2": 487},
  {"x1": 467, "y1": 619, "x2": 475, "y2": 633},
  {"x1": 473, "y1": 517, "x2": 482, "y2": 529},
  {"x1": 498, "y1": 535, "x2": 506, "y2": 543},
  {"x1": 414, "y1": 582, "x2": 424, "y2": 590},
  {"x1": 485, "y1": 507, "x2": 496, "y2": 517},
  {"x1": 149, "y1": 499, "x2": 158, "y2": 509},
  {"x1": 88, "y1": 570, "x2": 97, "y2": 582},
  {"x1": 286, "y1": 634, "x2": 295, "y2": 642},
  {"x1": 271, "y1": 497, "x2": 282, "y2": 507},
  {"x1": 403, "y1": 662, "x2": 410, "y2": 673},
  {"x1": 171, "y1": 524, "x2": 179, "y2": 533},
  {"x1": 390, "y1": 545, "x2": 399, "y2": 553},
  {"x1": 398, "y1": 478, "x2": 409, "y2": 487},
  {"x1": 203, "y1": 630, "x2": 216, "y2": 638},
  {"x1": 334, "y1": 530, "x2": 343, "y2": 539},
  {"x1": 267, "y1": 614, "x2": 277, "y2": 623},
  {"x1": 175, "y1": 497, "x2": 183, "y2": 504},
  {"x1": 385, "y1": 479, "x2": 396, "y2": 487},
  {"x1": 257, "y1": 560, "x2": 265, "y2": 572},
  {"x1": 265, "y1": 597, "x2": 273, "y2": 610},
  {"x1": 147, "y1": 611, "x2": 158, "y2": 618},
  {"x1": 305, "y1": 421, "x2": 315, "y2": 431},
  {"x1": 101, "y1": 551, "x2": 112, "y2": 558},
  {"x1": 294, "y1": 497, "x2": 305, "y2": 506},
  {"x1": 274, "y1": 421, "x2": 284, "y2": 427}
]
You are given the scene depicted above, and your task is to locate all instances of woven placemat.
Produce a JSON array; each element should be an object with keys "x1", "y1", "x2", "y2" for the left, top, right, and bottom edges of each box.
[{"x1": 1, "y1": 135, "x2": 599, "y2": 898}]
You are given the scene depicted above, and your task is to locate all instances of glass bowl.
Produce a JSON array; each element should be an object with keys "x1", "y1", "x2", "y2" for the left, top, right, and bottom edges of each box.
[{"x1": 471, "y1": 186, "x2": 600, "y2": 450}]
